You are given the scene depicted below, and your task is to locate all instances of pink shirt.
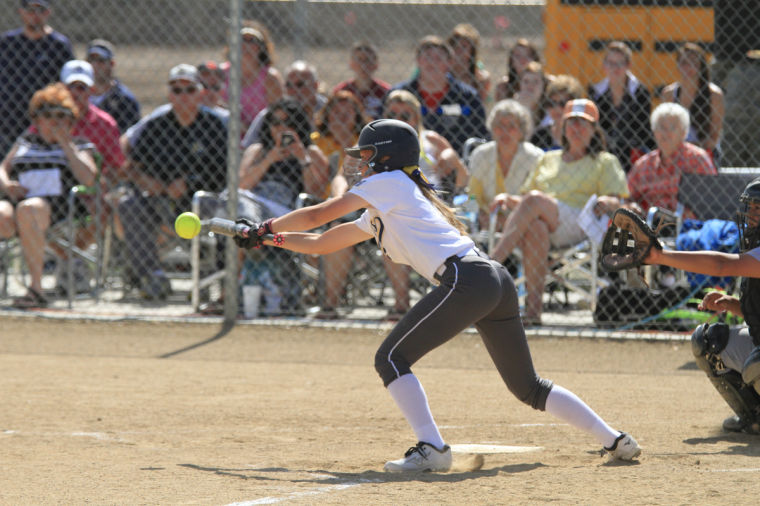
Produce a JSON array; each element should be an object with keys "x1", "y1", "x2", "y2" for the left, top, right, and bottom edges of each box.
[{"x1": 221, "y1": 62, "x2": 269, "y2": 129}]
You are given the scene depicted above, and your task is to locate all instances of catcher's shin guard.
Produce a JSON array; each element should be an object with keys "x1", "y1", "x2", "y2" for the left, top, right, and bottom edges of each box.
[{"x1": 692, "y1": 323, "x2": 760, "y2": 425}]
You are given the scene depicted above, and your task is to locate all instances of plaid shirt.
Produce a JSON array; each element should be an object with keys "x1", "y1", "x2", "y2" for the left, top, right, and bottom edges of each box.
[{"x1": 627, "y1": 142, "x2": 716, "y2": 212}]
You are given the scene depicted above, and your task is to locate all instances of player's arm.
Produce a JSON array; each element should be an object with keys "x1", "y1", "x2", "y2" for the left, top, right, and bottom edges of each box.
[
  {"x1": 648, "y1": 248, "x2": 760, "y2": 278},
  {"x1": 262, "y1": 221, "x2": 371, "y2": 255},
  {"x1": 270, "y1": 192, "x2": 368, "y2": 232}
]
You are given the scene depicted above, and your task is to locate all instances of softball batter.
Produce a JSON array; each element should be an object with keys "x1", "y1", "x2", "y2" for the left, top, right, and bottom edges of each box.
[{"x1": 235, "y1": 119, "x2": 641, "y2": 471}]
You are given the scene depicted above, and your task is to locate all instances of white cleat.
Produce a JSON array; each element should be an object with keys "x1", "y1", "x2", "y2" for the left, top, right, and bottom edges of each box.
[
  {"x1": 383, "y1": 442, "x2": 452, "y2": 473},
  {"x1": 604, "y1": 432, "x2": 641, "y2": 461}
]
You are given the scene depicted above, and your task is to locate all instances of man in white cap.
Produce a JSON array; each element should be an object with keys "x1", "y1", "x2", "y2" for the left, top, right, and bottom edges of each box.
[
  {"x1": 86, "y1": 39, "x2": 141, "y2": 133},
  {"x1": 0, "y1": 0, "x2": 73, "y2": 154},
  {"x1": 118, "y1": 64, "x2": 228, "y2": 301},
  {"x1": 60, "y1": 60, "x2": 124, "y2": 181}
]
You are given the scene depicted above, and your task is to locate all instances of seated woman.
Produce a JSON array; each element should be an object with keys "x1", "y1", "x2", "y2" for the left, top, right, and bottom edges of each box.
[
  {"x1": 381, "y1": 89, "x2": 469, "y2": 319},
  {"x1": 661, "y1": 43, "x2": 725, "y2": 167},
  {"x1": 489, "y1": 99, "x2": 629, "y2": 325},
  {"x1": 628, "y1": 102, "x2": 717, "y2": 215},
  {"x1": 308, "y1": 90, "x2": 368, "y2": 318},
  {"x1": 0, "y1": 83, "x2": 98, "y2": 308},
  {"x1": 468, "y1": 99, "x2": 544, "y2": 232},
  {"x1": 530, "y1": 74, "x2": 585, "y2": 152},
  {"x1": 238, "y1": 98, "x2": 329, "y2": 314},
  {"x1": 384, "y1": 89, "x2": 468, "y2": 199}
]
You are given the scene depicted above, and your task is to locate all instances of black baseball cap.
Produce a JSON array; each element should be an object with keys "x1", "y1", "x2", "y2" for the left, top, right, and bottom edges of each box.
[
  {"x1": 20, "y1": 0, "x2": 51, "y2": 8},
  {"x1": 87, "y1": 39, "x2": 115, "y2": 60}
]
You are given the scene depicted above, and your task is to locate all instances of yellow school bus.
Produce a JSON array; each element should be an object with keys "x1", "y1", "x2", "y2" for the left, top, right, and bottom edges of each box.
[{"x1": 544, "y1": 0, "x2": 714, "y2": 95}]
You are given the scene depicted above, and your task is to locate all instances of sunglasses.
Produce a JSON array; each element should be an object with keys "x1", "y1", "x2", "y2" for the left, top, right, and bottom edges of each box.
[
  {"x1": 171, "y1": 85, "x2": 198, "y2": 95},
  {"x1": 39, "y1": 111, "x2": 72, "y2": 120},
  {"x1": 23, "y1": 5, "x2": 49, "y2": 14},
  {"x1": 286, "y1": 80, "x2": 309, "y2": 89},
  {"x1": 269, "y1": 116, "x2": 289, "y2": 127},
  {"x1": 546, "y1": 98, "x2": 568, "y2": 108},
  {"x1": 202, "y1": 83, "x2": 222, "y2": 92},
  {"x1": 67, "y1": 83, "x2": 89, "y2": 92},
  {"x1": 87, "y1": 55, "x2": 109, "y2": 64},
  {"x1": 387, "y1": 111, "x2": 413, "y2": 122}
]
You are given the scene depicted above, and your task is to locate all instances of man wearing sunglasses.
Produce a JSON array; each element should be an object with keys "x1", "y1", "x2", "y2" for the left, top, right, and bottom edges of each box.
[
  {"x1": 118, "y1": 64, "x2": 228, "y2": 301},
  {"x1": 86, "y1": 39, "x2": 141, "y2": 134},
  {"x1": 0, "y1": 0, "x2": 74, "y2": 156},
  {"x1": 241, "y1": 60, "x2": 326, "y2": 149}
]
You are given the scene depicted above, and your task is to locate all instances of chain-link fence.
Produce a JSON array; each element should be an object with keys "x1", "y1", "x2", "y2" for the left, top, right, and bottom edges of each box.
[{"x1": 0, "y1": 0, "x2": 757, "y2": 330}]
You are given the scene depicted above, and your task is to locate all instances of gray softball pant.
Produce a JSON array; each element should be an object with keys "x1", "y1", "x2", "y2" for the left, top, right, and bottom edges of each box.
[{"x1": 374, "y1": 254, "x2": 553, "y2": 411}]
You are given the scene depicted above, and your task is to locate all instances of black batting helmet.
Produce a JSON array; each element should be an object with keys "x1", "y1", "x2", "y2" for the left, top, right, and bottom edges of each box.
[
  {"x1": 738, "y1": 177, "x2": 760, "y2": 251},
  {"x1": 345, "y1": 119, "x2": 420, "y2": 172}
]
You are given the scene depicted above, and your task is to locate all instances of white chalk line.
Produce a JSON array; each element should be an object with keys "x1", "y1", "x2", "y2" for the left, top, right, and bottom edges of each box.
[
  {"x1": 450, "y1": 444, "x2": 543, "y2": 454},
  {"x1": 226, "y1": 475, "x2": 382, "y2": 506},
  {"x1": 703, "y1": 468, "x2": 760, "y2": 473}
]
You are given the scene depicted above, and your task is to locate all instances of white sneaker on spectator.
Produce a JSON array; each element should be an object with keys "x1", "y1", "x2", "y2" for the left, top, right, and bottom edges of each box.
[
  {"x1": 604, "y1": 432, "x2": 641, "y2": 461},
  {"x1": 383, "y1": 442, "x2": 452, "y2": 473}
]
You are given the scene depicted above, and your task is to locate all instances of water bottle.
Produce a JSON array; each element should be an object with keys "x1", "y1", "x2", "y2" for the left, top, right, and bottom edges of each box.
[{"x1": 463, "y1": 195, "x2": 480, "y2": 234}]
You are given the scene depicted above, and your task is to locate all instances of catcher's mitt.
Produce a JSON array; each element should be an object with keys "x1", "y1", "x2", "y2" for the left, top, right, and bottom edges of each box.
[{"x1": 600, "y1": 208, "x2": 662, "y2": 271}]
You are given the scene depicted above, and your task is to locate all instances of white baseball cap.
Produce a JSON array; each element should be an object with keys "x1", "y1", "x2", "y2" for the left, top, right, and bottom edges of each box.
[
  {"x1": 61, "y1": 60, "x2": 94, "y2": 87},
  {"x1": 168, "y1": 63, "x2": 199, "y2": 84}
]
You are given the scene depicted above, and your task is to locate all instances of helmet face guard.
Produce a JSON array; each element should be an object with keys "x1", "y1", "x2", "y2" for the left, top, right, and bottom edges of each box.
[{"x1": 738, "y1": 177, "x2": 760, "y2": 252}]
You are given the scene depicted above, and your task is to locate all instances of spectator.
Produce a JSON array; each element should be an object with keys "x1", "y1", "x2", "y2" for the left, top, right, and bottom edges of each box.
[
  {"x1": 662, "y1": 43, "x2": 725, "y2": 167},
  {"x1": 52, "y1": 60, "x2": 125, "y2": 292},
  {"x1": 589, "y1": 41, "x2": 654, "y2": 174},
  {"x1": 241, "y1": 60, "x2": 327, "y2": 149},
  {"x1": 512, "y1": 61, "x2": 551, "y2": 127},
  {"x1": 489, "y1": 99, "x2": 628, "y2": 325},
  {"x1": 221, "y1": 21, "x2": 284, "y2": 132},
  {"x1": 197, "y1": 60, "x2": 228, "y2": 114},
  {"x1": 715, "y1": 1, "x2": 760, "y2": 167},
  {"x1": 118, "y1": 64, "x2": 228, "y2": 301},
  {"x1": 308, "y1": 91, "x2": 368, "y2": 318},
  {"x1": 447, "y1": 23, "x2": 491, "y2": 104},
  {"x1": 59, "y1": 60, "x2": 124, "y2": 182},
  {"x1": 390, "y1": 35, "x2": 487, "y2": 156},
  {"x1": 384, "y1": 89, "x2": 468, "y2": 198},
  {"x1": 238, "y1": 98, "x2": 329, "y2": 314},
  {"x1": 86, "y1": 39, "x2": 141, "y2": 134},
  {"x1": 468, "y1": 99, "x2": 543, "y2": 230},
  {"x1": 531, "y1": 74, "x2": 585, "y2": 151},
  {"x1": 494, "y1": 38, "x2": 541, "y2": 102},
  {"x1": 0, "y1": 0, "x2": 74, "y2": 155},
  {"x1": 0, "y1": 83, "x2": 97, "y2": 308},
  {"x1": 628, "y1": 102, "x2": 716, "y2": 215},
  {"x1": 332, "y1": 41, "x2": 391, "y2": 120}
]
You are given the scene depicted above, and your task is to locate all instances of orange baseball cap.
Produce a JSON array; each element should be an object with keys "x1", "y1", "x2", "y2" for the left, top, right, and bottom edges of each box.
[{"x1": 562, "y1": 99, "x2": 600, "y2": 123}]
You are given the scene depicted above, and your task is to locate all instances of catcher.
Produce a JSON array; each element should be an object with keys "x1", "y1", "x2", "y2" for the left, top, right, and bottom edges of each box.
[{"x1": 601, "y1": 179, "x2": 760, "y2": 434}]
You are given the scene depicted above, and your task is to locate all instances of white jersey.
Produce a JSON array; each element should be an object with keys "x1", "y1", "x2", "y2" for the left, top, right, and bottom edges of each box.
[{"x1": 349, "y1": 170, "x2": 475, "y2": 283}]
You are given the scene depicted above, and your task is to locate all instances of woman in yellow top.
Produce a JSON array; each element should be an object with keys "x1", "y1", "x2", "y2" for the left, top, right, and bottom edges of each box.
[
  {"x1": 308, "y1": 90, "x2": 368, "y2": 318},
  {"x1": 490, "y1": 99, "x2": 628, "y2": 325}
]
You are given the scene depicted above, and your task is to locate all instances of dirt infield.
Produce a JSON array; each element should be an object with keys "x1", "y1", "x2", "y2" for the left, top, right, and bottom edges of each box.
[{"x1": 2, "y1": 317, "x2": 760, "y2": 505}]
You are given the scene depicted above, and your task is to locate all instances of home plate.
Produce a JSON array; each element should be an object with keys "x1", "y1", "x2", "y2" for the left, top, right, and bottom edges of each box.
[{"x1": 450, "y1": 444, "x2": 543, "y2": 454}]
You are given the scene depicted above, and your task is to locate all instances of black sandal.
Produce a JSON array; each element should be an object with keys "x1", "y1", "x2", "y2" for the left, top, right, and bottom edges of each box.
[{"x1": 12, "y1": 287, "x2": 49, "y2": 309}]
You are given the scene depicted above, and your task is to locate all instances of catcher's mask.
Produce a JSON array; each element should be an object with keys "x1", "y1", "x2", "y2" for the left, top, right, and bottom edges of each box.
[{"x1": 738, "y1": 177, "x2": 760, "y2": 252}]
